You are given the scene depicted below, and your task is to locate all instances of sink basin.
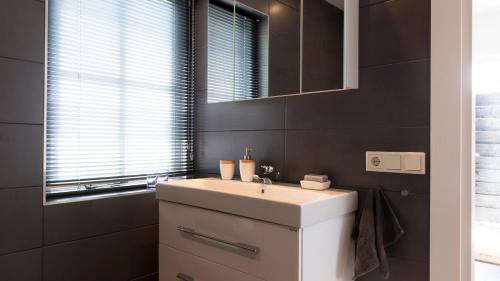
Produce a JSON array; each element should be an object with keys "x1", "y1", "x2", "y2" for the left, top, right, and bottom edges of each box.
[{"x1": 156, "y1": 178, "x2": 357, "y2": 228}]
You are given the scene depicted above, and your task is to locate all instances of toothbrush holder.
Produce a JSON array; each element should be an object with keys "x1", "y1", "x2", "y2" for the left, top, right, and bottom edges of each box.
[{"x1": 220, "y1": 160, "x2": 235, "y2": 180}]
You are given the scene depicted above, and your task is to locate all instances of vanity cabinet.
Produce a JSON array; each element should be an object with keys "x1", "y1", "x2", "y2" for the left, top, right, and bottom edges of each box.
[
  {"x1": 158, "y1": 201, "x2": 355, "y2": 281},
  {"x1": 160, "y1": 244, "x2": 264, "y2": 281}
]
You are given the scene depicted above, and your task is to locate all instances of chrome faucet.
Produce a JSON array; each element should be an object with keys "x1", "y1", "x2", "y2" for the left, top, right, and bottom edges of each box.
[
  {"x1": 253, "y1": 176, "x2": 273, "y2": 185},
  {"x1": 253, "y1": 165, "x2": 280, "y2": 185}
]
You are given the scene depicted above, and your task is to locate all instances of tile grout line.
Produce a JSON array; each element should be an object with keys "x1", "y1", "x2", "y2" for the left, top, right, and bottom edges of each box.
[
  {"x1": 43, "y1": 223, "x2": 159, "y2": 248},
  {"x1": 0, "y1": 186, "x2": 42, "y2": 191},
  {"x1": 130, "y1": 271, "x2": 158, "y2": 281},
  {"x1": 0, "y1": 246, "x2": 43, "y2": 258},
  {"x1": 0, "y1": 55, "x2": 44, "y2": 65},
  {"x1": 197, "y1": 126, "x2": 430, "y2": 133},
  {"x1": 0, "y1": 121, "x2": 43, "y2": 126},
  {"x1": 360, "y1": 57, "x2": 430, "y2": 70}
]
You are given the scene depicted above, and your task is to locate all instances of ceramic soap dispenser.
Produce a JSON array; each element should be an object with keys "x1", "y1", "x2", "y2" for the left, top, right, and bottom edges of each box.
[{"x1": 239, "y1": 146, "x2": 255, "y2": 182}]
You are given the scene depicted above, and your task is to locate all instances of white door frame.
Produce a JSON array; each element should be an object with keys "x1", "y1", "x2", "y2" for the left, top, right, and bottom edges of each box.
[{"x1": 430, "y1": 0, "x2": 473, "y2": 280}]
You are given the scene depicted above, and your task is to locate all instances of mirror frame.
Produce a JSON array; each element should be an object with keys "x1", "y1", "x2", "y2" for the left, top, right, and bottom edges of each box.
[{"x1": 339, "y1": 0, "x2": 359, "y2": 91}]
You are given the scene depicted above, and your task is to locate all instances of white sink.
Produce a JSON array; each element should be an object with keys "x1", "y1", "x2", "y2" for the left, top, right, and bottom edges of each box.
[{"x1": 156, "y1": 178, "x2": 357, "y2": 228}]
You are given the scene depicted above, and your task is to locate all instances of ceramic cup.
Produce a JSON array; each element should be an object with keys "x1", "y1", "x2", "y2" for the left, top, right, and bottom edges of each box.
[{"x1": 220, "y1": 160, "x2": 235, "y2": 180}]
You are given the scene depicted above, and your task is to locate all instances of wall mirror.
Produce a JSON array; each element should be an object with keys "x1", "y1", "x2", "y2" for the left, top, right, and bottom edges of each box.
[{"x1": 198, "y1": 0, "x2": 359, "y2": 103}]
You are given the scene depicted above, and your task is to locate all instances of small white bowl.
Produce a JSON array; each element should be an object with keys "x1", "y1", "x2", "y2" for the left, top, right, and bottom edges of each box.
[{"x1": 300, "y1": 180, "x2": 331, "y2": 190}]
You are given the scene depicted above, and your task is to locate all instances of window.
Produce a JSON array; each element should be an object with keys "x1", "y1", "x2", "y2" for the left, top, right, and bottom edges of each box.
[
  {"x1": 207, "y1": 1, "x2": 268, "y2": 103},
  {"x1": 473, "y1": 0, "x2": 500, "y2": 272},
  {"x1": 46, "y1": 0, "x2": 193, "y2": 195}
]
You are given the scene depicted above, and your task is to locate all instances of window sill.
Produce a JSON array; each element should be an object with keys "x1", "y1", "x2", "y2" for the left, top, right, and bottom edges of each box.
[
  {"x1": 474, "y1": 221, "x2": 500, "y2": 266},
  {"x1": 43, "y1": 174, "x2": 197, "y2": 205}
]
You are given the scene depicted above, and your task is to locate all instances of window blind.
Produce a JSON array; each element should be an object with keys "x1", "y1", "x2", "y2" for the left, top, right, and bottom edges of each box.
[
  {"x1": 46, "y1": 0, "x2": 193, "y2": 191},
  {"x1": 207, "y1": 2, "x2": 267, "y2": 103}
]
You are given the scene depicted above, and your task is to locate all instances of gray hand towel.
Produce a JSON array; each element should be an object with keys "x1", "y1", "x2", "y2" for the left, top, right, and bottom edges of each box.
[{"x1": 351, "y1": 186, "x2": 405, "y2": 280}]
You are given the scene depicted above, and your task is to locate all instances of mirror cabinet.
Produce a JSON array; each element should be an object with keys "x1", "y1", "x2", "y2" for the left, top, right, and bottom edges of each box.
[{"x1": 195, "y1": 0, "x2": 359, "y2": 103}]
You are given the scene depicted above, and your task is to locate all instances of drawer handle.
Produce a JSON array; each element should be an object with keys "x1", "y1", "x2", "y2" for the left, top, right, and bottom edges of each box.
[
  {"x1": 176, "y1": 273, "x2": 194, "y2": 281},
  {"x1": 177, "y1": 226, "x2": 260, "y2": 255}
]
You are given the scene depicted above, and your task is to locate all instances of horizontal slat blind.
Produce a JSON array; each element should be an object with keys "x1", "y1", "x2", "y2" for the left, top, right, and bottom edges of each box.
[
  {"x1": 234, "y1": 9, "x2": 264, "y2": 100},
  {"x1": 207, "y1": 2, "x2": 265, "y2": 103},
  {"x1": 207, "y1": 3, "x2": 234, "y2": 103},
  {"x1": 476, "y1": 93, "x2": 500, "y2": 223},
  {"x1": 46, "y1": 0, "x2": 193, "y2": 189}
]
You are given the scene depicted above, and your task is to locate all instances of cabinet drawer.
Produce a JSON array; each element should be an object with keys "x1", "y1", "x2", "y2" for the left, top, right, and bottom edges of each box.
[
  {"x1": 159, "y1": 201, "x2": 300, "y2": 281},
  {"x1": 160, "y1": 244, "x2": 263, "y2": 281}
]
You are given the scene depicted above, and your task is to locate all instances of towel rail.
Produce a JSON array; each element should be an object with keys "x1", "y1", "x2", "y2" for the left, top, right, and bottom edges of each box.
[{"x1": 375, "y1": 186, "x2": 411, "y2": 197}]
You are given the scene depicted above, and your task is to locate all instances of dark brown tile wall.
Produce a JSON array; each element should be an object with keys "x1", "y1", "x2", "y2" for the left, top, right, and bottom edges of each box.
[
  {"x1": 44, "y1": 192, "x2": 158, "y2": 245},
  {"x1": 359, "y1": 0, "x2": 430, "y2": 67},
  {"x1": 0, "y1": 1, "x2": 46, "y2": 280},
  {"x1": 0, "y1": 124, "x2": 43, "y2": 189},
  {"x1": 196, "y1": 97, "x2": 285, "y2": 131},
  {"x1": 285, "y1": 60, "x2": 430, "y2": 129},
  {"x1": 284, "y1": 128, "x2": 430, "y2": 192},
  {"x1": 194, "y1": 0, "x2": 431, "y2": 280},
  {"x1": 0, "y1": 187, "x2": 42, "y2": 255},
  {"x1": 0, "y1": 58, "x2": 44, "y2": 124},
  {"x1": 0, "y1": 0, "x2": 45, "y2": 63},
  {"x1": 0, "y1": 249, "x2": 42, "y2": 281},
  {"x1": 196, "y1": 130, "x2": 286, "y2": 174},
  {"x1": 43, "y1": 225, "x2": 158, "y2": 281},
  {"x1": 357, "y1": 257, "x2": 429, "y2": 281},
  {"x1": 0, "y1": 0, "x2": 159, "y2": 280}
]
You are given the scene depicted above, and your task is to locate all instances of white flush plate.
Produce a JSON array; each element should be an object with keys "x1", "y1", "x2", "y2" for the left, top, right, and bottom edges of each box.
[{"x1": 366, "y1": 151, "x2": 426, "y2": 175}]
